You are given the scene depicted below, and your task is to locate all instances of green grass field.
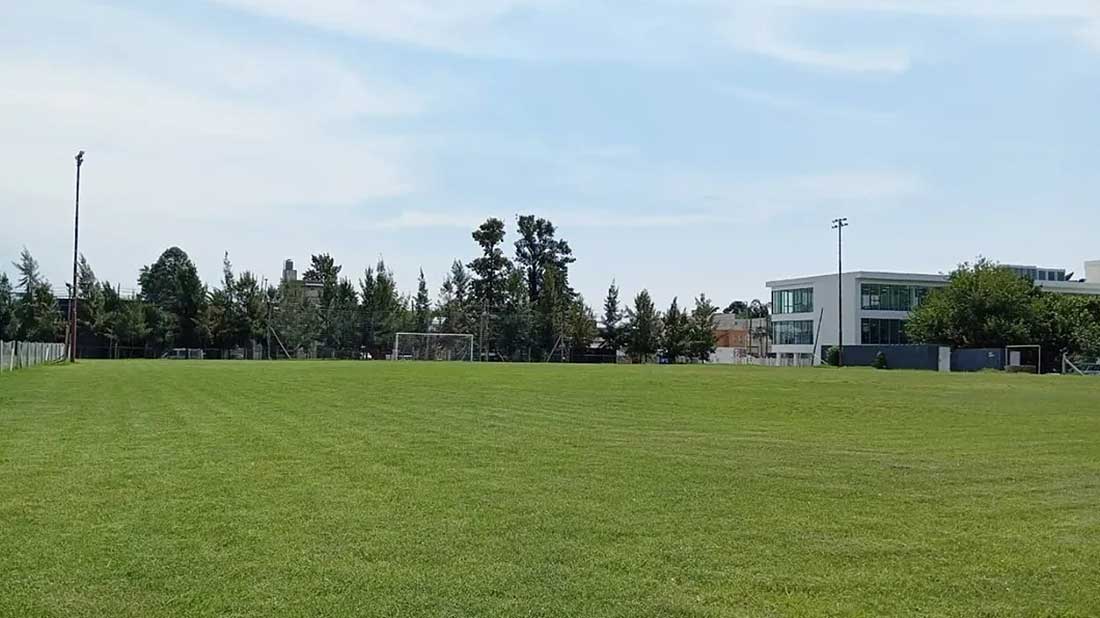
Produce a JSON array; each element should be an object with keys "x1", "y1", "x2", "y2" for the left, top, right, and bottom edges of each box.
[{"x1": 1, "y1": 361, "x2": 1098, "y2": 617}]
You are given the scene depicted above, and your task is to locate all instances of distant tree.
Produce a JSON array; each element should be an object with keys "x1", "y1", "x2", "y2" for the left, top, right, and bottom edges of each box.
[
  {"x1": 144, "y1": 305, "x2": 178, "y2": 351},
  {"x1": 534, "y1": 265, "x2": 571, "y2": 358},
  {"x1": 414, "y1": 269, "x2": 432, "y2": 333},
  {"x1": 567, "y1": 297, "x2": 598, "y2": 352},
  {"x1": 207, "y1": 252, "x2": 241, "y2": 349},
  {"x1": 139, "y1": 247, "x2": 206, "y2": 348},
  {"x1": 660, "y1": 297, "x2": 690, "y2": 363},
  {"x1": 112, "y1": 300, "x2": 149, "y2": 348},
  {"x1": 496, "y1": 269, "x2": 533, "y2": 360},
  {"x1": 235, "y1": 271, "x2": 267, "y2": 346},
  {"x1": 10, "y1": 248, "x2": 59, "y2": 342},
  {"x1": 12, "y1": 247, "x2": 41, "y2": 295},
  {"x1": 688, "y1": 293, "x2": 719, "y2": 362},
  {"x1": 626, "y1": 289, "x2": 662, "y2": 363},
  {"x1": 906, "y1": 259, "x2": 1039, "y2": 348},
  {"x1": 272, "y1": 279, "x2": 320, "y2": 355},
  {"x1": 74, "y1": 254, "x2": 108, "y2": 341},
  {"x1": 1029, "y1": 293, "x2": 1100, "y2": 361},
  {"x1": 514, "y1": 214, "x2": 575, "y2": 304},
  {"x1": 468, "y1": 218, "x2": 512, "y2": 310},
  {"x1": 359, "y1": 259, "x2": 406, "y2": 355},
  {"x1": 303, "y1": 253, "x2": 340, "y2": 287},
  {"x1": 723, "y1": 300, "x2": 749, "y2": 316},
  {"x1": 328, "y1": 279, "x2": 360, "y2": 351},
  {"x1": 747, "y1": 299, "x2": 770, "y2": 319},
  {"x1": 438, "y1": 260, "x2": 472, "y2": 334},
  {"x1": 16, "y1": 281, "x2": 61, "y2": 342},
  {"x1": 0, "y1": 273, "x2": 16, "y2": 339},
  {"x1": 601, "y1": 280, "x2": 624, "y2": 353}
]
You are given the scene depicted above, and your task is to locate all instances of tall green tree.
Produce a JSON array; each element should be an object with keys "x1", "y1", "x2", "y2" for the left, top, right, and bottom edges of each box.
[
  {"x1": 688, "y1": 293, "x2": 719, "y2": 362},
  {"x1": 328, "y1": 279, "x2": 360, "y2": 351},
  {"x1": 468, "y1": 218, "x2": 511, "y2": 310},
  {"x1": 303, "y1": 253, "x2": 341, "y2": 319},
  {"x1": 236, "y1": 271, "x2": 267, "y2": 346},
  {"x1": 1029, "y1": 293, "x2": 1100, "y2": 361},
  {"x1": 438, "y1": 260, "x2": 472, "y2": 334},
  {"x1": 567, "y1": 297, "x2": 598, "y2": 352},
  {"x1": 13, "y1": 247, "x2": 40, "y2": 295},
  {"x1": 0, "y1": 273, "x2": 19, "y2": 339},
  {"x1": 601, "y1": 280, "x2": 624, "y2": 352},
  {"x1": 16, "y1": 281, "x2": 61, "y2": 342},
  {"x1": 626, "y1": 289, "x2": 661, "y2": 363},
  {"x1": 138, "y1": 247, "x2": 206, "y2": 348},
  {"x1": 533, "y1": 265, "x2": 571, "y2": 357},
  {"x1": 112, "y1": 300, "x2": 149, "y2": 349},
  {"x1": 359, "y1": 259, "x2": 406, "y2": 355},
  {"x1": 514, "y1": 215, "x2": 575, "y2": 304},
  {"x1": 74, "y1": 254, "x2": 109, "y2": 342},
  {"x1": 414, "y1": 269, "x2": 432, "y2": 333},
  {"x1": 271, "y1": 279, "x2": 320, "y2": 355},
  {"x1": 11, "y1": 248, "x2": 59, "y2": 342},
  {"x1": 906, "y1": 259, "x2": 1039, "y2": 348},
  {"x1": 496, "y1": 269, "x2": 533, "y2": 360},
  {"x1": 661, "y1": 297, "x2": 690, "y2": 362}
]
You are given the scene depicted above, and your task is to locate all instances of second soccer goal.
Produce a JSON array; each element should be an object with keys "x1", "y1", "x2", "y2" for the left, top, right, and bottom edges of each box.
[{"x1": 392, "y1": 332, "x2": 475, "y2": 361}]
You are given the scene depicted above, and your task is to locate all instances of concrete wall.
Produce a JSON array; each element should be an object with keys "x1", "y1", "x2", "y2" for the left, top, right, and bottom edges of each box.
[{"x1": 1088, "y1": 260, "x2": 1100, "y2": 284}]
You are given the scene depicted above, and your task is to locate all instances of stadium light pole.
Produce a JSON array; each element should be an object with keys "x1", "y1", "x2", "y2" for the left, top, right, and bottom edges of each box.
[
  {"x1": 69, "y1": 150, "x2": 85, "y2": 363},
  {"x1": 831, "y1": 217, "x2": 848, "y2": 367}
]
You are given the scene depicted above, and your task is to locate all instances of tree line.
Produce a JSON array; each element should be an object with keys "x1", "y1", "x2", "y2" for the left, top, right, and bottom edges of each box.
[
  {"x1": 1, "y1": 215, "x2": 723, "y2": 362},
  {"x1": 906, "y1": 259, "x2": 1100, "y2": 363}
]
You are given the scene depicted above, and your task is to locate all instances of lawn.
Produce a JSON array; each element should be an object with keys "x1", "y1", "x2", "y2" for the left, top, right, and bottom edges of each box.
[{"x1": 1, "y1": 361, "x2": 1098, "y2": 617}]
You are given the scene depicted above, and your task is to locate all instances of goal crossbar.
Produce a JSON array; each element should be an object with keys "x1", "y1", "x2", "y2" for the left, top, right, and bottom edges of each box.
[{"x1": 393, "y1": 332, "x2": 475, "y2": 361}]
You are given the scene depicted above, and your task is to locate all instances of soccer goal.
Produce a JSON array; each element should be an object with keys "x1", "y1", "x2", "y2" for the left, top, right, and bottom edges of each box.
[
  {"x1": 392, "y1": 332, "x2": 475, "y2": 361},
  {"x1": 1005, "y1": 344, "x2": 1041, "y2": 373}
]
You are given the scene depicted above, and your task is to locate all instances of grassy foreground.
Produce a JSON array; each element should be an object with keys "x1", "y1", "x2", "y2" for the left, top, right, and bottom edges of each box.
[{"x1": 1, "y1": 361, "x2": 1098, "y2": 617}]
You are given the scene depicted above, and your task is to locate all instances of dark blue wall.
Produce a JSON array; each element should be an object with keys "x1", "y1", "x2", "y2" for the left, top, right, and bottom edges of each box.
[
  {"x1": 951, "y1": 348, "x2": 1005, "y2": 372},
  {"x1": 820, "y1": 345, "x2": 942, "y2": 370}
]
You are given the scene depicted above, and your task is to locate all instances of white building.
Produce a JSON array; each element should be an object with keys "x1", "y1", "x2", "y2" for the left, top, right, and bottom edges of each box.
[{"x1": 766, "y1": 261, "x2": 1100, "y2": 364}]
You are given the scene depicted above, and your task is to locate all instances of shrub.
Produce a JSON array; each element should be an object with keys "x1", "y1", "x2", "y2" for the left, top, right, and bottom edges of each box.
[
  {"x1": 825, "y1": 346, "x2": 840, "y2": 366},
  {"x1": 872, "y1": 351, "x2": 889, "y2": 370}
]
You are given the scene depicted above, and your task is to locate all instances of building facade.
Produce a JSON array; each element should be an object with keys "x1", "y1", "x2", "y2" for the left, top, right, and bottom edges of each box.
[{"x1": 766, "y1": 262, "x2": 1100, "y2": 364}]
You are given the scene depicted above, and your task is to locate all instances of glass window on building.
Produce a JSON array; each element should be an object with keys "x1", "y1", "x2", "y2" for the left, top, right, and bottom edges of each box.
[
  {"x1": 860, "y1": 284, "x2": 933, "y2": 311},
  {"x1": 772, "y1": 320, "x2": 814, "y2": 345},
  {"x1": 861, "y1": 318, "x2": 909, "y2": 344},
  {"x1": 771, "y1": 288, "x2": 814, "y2": 314}
]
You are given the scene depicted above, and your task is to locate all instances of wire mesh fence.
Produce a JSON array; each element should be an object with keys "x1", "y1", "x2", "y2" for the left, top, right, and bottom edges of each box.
[{"x1": 0, "y1": 341, "x2": 68, "y2": 372}]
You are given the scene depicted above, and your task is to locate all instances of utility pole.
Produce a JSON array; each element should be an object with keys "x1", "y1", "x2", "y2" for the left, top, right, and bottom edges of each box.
[
  {"x1": 69, "y1": 151, "x2": 85, "y2": 363},
  {"x1": 831, "y1": 217, "x2": 848, "y2": 367}
]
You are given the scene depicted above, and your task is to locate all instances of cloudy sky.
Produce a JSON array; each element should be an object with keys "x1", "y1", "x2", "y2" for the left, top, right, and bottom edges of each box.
[{"x1": 3, "y1": 0, "x2": 1099, "y2": 307}]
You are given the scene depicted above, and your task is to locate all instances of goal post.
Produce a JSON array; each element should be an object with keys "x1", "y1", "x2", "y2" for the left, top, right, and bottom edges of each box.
[
  {"x1": 392, "y1": 332, "x2": 475, "y2": 361},
  {"x1": 1005, "y1": 344, "x2": 1042, "y2": 373}
]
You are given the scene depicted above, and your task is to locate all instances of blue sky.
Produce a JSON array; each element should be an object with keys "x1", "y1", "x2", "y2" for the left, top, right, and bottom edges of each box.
[{"x1": 3, "y1": 0, "x2": 1099, "y2": 308}]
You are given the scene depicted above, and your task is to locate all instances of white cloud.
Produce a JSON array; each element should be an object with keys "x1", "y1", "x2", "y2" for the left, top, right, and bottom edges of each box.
[{"x1": 208, "y1": 0, "x2": 1100, "y2": 73}]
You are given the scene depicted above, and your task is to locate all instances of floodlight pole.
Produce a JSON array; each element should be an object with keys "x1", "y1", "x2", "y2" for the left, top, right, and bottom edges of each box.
[
  {"x1": 69, "y1": 151, "x2": 85, "y2": 363},
  {"x1": 831, "y1": 217, "x2": 848, "y2": 367}
]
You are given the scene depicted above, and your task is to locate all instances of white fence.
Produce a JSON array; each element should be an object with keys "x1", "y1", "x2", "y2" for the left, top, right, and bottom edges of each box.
[
  {"x1": 0, "y1": 341, "x2": 67, "y2": 372},
  {"x1": 732, "y1": 355, "x2": 815, "y2": 368}
]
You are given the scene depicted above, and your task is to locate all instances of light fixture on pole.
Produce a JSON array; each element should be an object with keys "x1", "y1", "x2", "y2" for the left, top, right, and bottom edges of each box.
[
  {"x1": 69, "y1": 150, "x2": 84, "y2": 363},
  {"x1": 831, "y1": 217, "x2": 848, "y2": 367}
]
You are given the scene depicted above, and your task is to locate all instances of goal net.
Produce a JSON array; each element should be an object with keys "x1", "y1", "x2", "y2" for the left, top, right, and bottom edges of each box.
[{"x1": 393, "y1": 332, "x2": 475, "y2": 361}]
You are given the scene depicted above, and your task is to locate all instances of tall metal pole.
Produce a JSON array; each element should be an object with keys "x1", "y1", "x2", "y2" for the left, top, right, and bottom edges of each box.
[
  {"x1": 831, "y1": 217, "x2": 848, "y2": 367},
  {"x1": 69, "y1": 151, "x2": 85, "y2": 363}
]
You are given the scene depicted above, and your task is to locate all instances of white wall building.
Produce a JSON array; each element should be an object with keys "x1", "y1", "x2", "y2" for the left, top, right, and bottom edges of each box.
[{"x1": 766, "y1": 262, "x2": 1100, "y2": 364}]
